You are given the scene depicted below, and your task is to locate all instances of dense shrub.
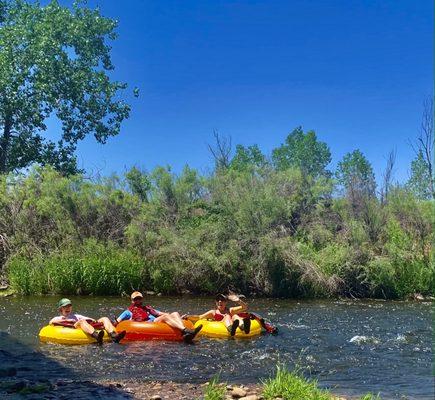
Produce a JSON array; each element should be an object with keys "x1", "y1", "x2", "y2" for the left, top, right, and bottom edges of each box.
[{"x1": 1, "y1": 162, "x2": 433, "y2": 298}]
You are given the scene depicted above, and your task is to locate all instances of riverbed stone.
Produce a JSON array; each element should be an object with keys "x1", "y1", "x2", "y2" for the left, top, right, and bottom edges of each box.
[
  {"x1": 239, "y1": 395, "x2": 260, "y2": 400},
  {"x1": 231, "y1": 386, "x2": 248, "y2": 397},
  {"x1": 150, "y1": 395, "x2": 162, "y2": 400}
]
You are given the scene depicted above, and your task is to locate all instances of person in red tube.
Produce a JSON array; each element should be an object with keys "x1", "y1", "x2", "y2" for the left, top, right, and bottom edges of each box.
[
  {"x1": 117, "y1": 291, "x2": 202, "y2": 343},
  {"x1": 184, "y1": 293, "x2": 251, "y2": 336}
]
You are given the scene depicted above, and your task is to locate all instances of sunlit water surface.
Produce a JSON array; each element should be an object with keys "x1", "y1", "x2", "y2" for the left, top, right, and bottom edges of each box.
[{"x1": 0, "y1": 296, "x2": 432, "y2": 399}]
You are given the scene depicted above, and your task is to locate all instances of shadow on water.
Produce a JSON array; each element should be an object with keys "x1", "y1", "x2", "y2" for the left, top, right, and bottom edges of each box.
[{"x1": 0, "y1": 331, "x2": 131, "y2": 399}]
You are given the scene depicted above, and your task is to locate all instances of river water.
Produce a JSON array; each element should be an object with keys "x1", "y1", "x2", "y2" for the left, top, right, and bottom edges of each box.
[{"x1": 0, "y1": 296, "x2": 432, "y2": 399}]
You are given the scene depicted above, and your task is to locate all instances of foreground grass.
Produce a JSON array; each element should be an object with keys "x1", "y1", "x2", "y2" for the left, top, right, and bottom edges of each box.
[
  {"x1": 263, "y1": 366, "x2": 381, "y2": 400},
  {"x1": 262, "y1": 365, "x2": 331, "y2": 400},
  {"x1": 203, "y1": 366, "x2": 382, "y2": 400},
  {"x1": 203, "y1": 375, "x2": 226, "y2": 400}
]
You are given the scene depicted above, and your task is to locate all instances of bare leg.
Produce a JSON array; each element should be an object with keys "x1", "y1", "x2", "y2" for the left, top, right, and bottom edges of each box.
[
  {"x1": 98, "y1": 317, "x2": 116, "y2": 334},
  {"x1": 232, "y1": 315, "x2": 244, "y2": 324},
  {"x1": 154, "y1": 314, "x2": 186, "y2": 331},
  {"x1": 155, "y1": 312, "x2": 203, "y2": 342},
  {"x1": 98, "y1": 317, "x2": 126, "y2": 343},
  {"x1": 170, "y1": 312, "x2": 187, "y2": 326},
  {"x1": 223, "y1": 314, "x2": 233, "y2": 329},
  {"x1": 228, "y1": 315, "x2": 244, "y2": 336},
  {"x1": 75, "y1": 320, "x2": 95, "y2": 335}
]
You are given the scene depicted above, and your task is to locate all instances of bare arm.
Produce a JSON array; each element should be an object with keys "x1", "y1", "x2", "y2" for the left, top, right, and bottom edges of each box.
[
  {"x1": 228, "y1": 294, "x2": 247, "y2": 315},
  {"x1": 49, "y1": 316, "x2": 64, "y2": 325},
  {"x1": 183, "y1": 310, "x2": 215, "y2": 322}
]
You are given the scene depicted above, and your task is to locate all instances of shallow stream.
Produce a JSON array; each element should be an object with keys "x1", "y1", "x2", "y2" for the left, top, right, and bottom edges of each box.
[{"x1": 0, "y1": 296, "x2": 432, "y2": 399}]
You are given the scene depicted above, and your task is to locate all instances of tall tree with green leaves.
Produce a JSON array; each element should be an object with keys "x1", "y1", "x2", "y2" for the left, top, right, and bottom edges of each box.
[
  {"x1": 272, "y1": 127, "x2": 331, "y2": 178},
  {"x1": 230, "y1": 144, "x2": 268, "y2": 171},
  {"x1": 407, "y1": 97, "x2": 434, "y2": 200},
  {"x1": 407, "y1": 150, "x2": 432, "y2": 200},
  {"x1": 0, "y1": 0, "x2": 133, "y2": 174},
  {"x1": 336, "y1": 150, "x2": 376, "y2": 197}
]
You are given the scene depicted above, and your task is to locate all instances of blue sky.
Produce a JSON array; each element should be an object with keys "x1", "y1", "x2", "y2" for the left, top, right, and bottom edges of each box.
[{"x1": 49, "y1": 0, "x2": 432, "y2": 184}]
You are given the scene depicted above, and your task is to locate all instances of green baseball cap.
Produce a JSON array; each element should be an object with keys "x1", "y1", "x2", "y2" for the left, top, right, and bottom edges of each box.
[{"x1": 57, "y1": 298, "x2": 72, "y2": 309}]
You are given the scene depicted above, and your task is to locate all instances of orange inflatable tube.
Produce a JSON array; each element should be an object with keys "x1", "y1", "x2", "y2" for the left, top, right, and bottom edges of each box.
[{"x1": 116, "y1": 320, "x2": 195, "y2": 341}]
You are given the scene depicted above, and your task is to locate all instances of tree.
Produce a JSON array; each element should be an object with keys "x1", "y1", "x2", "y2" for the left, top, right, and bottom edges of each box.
[
  {"x1": 0, "y1": 0, "x2": 132, "y2": 174},
  {"x1": 272, "y1": 127, "x2": 331, "y2": 178},
  {"x1": 229, "y1": 144, "x2": 268, "y2": 171},
  {"x1": 407, "y1": 97, "x2": 434, "y2": 199},
  {"x1": 380, "y1": 149, "x2": 396, "y2": 205},
  {"x1": 208, "y1": 130, "x2": 232, "y2": 172},
  {"x1": 407, "y1": 150, "x2": 432, "y2": 200},
  {"x1": 125, "y1": 166, "x2": 150, "y2": 202},
  {"x1": 336, "y1": 150, "x2": 376, "y2": 197}
]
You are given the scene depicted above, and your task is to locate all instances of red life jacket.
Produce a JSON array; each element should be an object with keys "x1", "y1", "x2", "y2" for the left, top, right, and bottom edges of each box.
[
  {"x1": 214, "y1": 308, "x2": 230, "y2": 321},
  {"x1": 128, "y1": 304, "x2": 151, "y2": 322}
]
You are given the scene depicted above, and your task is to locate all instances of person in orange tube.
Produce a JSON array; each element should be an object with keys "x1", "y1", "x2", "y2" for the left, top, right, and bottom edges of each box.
[{"x1": 117, "y1": 291, "x2": 202, "y2": 343}]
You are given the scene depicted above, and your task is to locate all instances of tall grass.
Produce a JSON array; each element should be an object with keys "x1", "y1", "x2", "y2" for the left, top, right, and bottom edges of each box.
[
  {"x1": 8, "y1": 241, "x2": 145, "y2": 295},
  {"x1": 203, "y1": 375, "x2": 226, "y2": 400},
  {"x1": 262, "y1": 365, "x2": 382, "y2": 400},
  {"x1": 262, "y1": 365, "x2": 331, "y2": 400}
]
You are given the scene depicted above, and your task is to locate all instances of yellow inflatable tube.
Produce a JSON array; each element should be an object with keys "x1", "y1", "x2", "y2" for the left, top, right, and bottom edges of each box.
[
  {"x1": 194, "y1": 319, "x2": 262, "y2": 339},
  {"x1": 39, "y1": 325, "x2": 110, "y2": 345}
]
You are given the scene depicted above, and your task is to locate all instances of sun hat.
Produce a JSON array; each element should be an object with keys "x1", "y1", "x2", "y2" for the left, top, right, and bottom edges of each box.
[
  {"x1": 131, "y1": 291, "x2": 143, "y2": 300},
  {"x1": 57, "y1": 298, "x2": 72, "y2": 309}
]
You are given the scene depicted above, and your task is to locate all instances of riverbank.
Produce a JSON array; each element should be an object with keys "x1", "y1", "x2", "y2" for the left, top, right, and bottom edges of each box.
[
  {"x1": 0, "y1": 376, "x2": 373, "y2": 400},
  {"x1": 1, "y1": 167, "x2": 433, "y2": 300}
]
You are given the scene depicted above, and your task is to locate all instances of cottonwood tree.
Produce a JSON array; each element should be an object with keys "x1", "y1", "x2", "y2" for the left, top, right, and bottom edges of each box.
[
  {"x1": 272, "y1": 127, "x2": 331, "y2": 178},
  {"x1": 0, "y1": 0, "x2": 134, "y2": 174},
  {"x1": 336, "y1": 150, "x2": 376, "y2": 199},
  {"x1": 336, "y1": 150, "x2": 381, "y2": 242},
  {"x1": 229, "y1": 144, "x2": 268, "y2": 172},
  {"x1": 407, "y1": 97, "x2": 434, "y2": 200}
]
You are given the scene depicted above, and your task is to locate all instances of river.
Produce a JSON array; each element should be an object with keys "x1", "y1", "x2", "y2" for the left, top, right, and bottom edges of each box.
[{"x1": 0, "y1": 296, "x2": 432, "y2": 399}]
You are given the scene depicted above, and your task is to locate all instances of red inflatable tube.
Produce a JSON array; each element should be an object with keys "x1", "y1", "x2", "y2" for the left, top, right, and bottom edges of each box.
[{"x1": 116, "y1": 320, "x2": 195, "y2": 341}]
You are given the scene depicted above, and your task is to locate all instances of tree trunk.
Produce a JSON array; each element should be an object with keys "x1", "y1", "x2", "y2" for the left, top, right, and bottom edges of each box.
[{"x1": 0, "y1": 112, "x2": 12, "y2": 173}]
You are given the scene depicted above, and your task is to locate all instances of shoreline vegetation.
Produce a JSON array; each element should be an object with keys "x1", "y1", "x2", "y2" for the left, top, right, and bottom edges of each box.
[{"x1": 0, "y1": 129, "x2": 433, "y2": 299}]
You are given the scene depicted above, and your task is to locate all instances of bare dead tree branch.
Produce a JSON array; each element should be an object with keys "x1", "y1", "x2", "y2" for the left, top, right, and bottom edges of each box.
[
  {"x1": 419, "y1": 97, "x2": 434, "y2": 197},
  {"x1": 381, "y1": 149, "x2": 396, "y2": 205},
  {"x1": 208, "y1": 129, "x2": 232, "y2": 171}
]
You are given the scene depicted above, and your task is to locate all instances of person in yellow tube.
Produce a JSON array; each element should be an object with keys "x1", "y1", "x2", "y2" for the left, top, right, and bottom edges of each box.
[
  {"x1": 49, "y1": 298, "x2": 126, "y2": 344},
  {"x1": 184, "y1": 293, "x2": 251, "y2": 336}
]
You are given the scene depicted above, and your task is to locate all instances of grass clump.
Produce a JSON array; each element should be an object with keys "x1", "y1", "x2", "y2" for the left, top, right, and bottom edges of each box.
[
  {"x1": 262, "y1": 365, "x2": 331, "y2": 400},
  {"x1": 203, "y1": 375, "x2": 226, "y2": 400},
  {"x1": 359, "y1": 395, "x2": 381, "y2": 400},
  {"x1": 262, "y1": 365, "x2": 382, "y2": 400}
]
